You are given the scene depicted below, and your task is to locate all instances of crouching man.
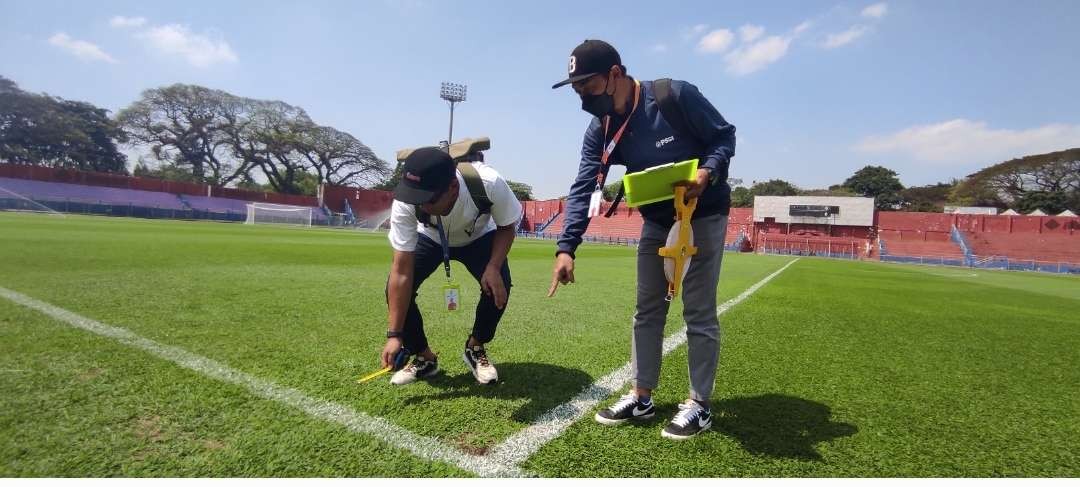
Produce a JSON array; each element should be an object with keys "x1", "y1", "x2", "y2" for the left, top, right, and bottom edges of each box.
[{"x1": 381, "y1": 146, "x2": 521, "y2": 385}]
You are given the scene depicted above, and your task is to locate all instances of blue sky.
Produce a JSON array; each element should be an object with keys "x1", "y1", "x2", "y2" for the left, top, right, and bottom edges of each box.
[{"x1": 3, "y1": 0, "x2": 1078, "y2": 198}]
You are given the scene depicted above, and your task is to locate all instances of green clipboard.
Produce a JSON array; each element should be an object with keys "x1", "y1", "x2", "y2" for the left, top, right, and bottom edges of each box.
[{"x1": 621, "y1": 159, "x2": 699, "y2": 207}]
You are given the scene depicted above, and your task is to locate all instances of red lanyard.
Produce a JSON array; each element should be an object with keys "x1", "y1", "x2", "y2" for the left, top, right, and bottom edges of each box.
[{"x1": 596, "y1": 79, "x2": 641, "y2": 187}]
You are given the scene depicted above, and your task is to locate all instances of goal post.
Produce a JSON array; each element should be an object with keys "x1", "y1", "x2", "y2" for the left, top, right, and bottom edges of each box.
[{"x1": 245, "y1": 203, "x2": 313, "y2": 227}]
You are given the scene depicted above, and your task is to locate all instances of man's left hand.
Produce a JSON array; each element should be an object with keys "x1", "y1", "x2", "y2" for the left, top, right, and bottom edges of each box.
[
  {"x1": 480, "y1": 265, "x2": 508, "y2": 310},
  {"x1": 675, "y1": 168, "x2": 711, "y2": 201}
]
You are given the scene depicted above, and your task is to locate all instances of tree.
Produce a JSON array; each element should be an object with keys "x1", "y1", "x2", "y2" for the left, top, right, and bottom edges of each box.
[
  {"x1": 373, "y1": 162, "x2": 404, "y2": 191},
  {"x1": 1014, "y1": 191, "x2": 1069, "y2": 214},
  {"x1": 951, "y1": 148, "x2": 1079, "y2": 212},
  {"x1": 749, "y1": 179, "x2": 799, "y2": 196},
  {"x1": 731, "y1": 186, "x2": 753, "y2": 207},
  {"x1": 899, "y1": 182, "x2": 954, "y2": 213},
  {"x1": 118, "y1": 83, "x2": 388, "y2": 194},
  {"x1": 798, "y1": 186, "x2": 857, "y2": 197},
  {"x1": 293, "y1": 124, "x2": 389, "y2": 188},
  {"x1": 602, "y1": 181, "x2": 621, "y2": 202},
  {"x1": 0, "y1": 75, "x2": 17, "y2": 94},
  {"x1": 506, "y1": 180, "x2": 534, "y2": 201},
  {"x1": 133, "y1": 158, "x2": 201, "y2": 183},
  {"x1": 116, "y1": 84, "x2": 241, "y2": 184},
  {"x1": 842, "y1": 165, "x2": 904, "y2": 210},
  {"x1": 0, "y1": 76, "x2": 127, "y2": 173}
]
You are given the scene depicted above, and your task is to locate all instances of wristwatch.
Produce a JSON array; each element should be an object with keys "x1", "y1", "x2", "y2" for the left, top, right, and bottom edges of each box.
[
  {"x1": 703, "y1": 166, "x2": 720, "y2": 186},
  {"x1": 386, "y1": 330, "x2": 403, "y2": 339}
]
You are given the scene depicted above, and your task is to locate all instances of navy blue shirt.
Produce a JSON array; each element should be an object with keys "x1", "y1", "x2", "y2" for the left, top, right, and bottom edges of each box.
[{"x1": 557, "y1": 79, "x2": 736, "y2": 258}]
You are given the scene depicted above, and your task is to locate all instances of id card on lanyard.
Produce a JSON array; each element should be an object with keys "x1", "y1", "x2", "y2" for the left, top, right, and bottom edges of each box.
[
  {"x1": 588, "y1": 79, "x2": 641, "y2": 218},
  {"x1": 435, "y1": 216, "x2": 461, "y2": 312}
]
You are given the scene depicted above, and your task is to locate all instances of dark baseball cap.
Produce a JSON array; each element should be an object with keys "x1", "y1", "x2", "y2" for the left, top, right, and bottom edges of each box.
[
  {"x1": 393, "y1": 146, "x2": 456, "y2": 205},
  {"x1": 551, "y1": 39, "x2": 622, "y2": 89}
]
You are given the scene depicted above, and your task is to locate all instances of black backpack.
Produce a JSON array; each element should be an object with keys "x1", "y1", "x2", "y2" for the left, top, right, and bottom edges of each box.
[
  {"x1": 604, "y1": 78, "x2": 701, "y2": 217},
  {"x1": 415, "y1": 162, "x2": 492, "y2": 226}
]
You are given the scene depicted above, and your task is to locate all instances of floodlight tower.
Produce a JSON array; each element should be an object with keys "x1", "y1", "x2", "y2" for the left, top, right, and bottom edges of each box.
[{"x1": 440, "y1": 82, "x2": 467, "y2": 145}]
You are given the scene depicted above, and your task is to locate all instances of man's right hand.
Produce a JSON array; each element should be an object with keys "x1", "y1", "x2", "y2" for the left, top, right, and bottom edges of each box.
[
  {"x1": 380, "y1": 337, "x2": 403, "y2": 369},
  {"x1": 547, "y1": 253, "x2": 576, "y2": 297}
]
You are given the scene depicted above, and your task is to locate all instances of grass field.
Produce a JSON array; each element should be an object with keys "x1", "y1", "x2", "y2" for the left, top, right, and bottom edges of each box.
[{"x1": 1, "y1": 212, "x2": 1078, "y2": 477}]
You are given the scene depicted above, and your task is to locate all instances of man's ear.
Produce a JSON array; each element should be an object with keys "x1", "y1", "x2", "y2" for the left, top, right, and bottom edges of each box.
[{"x1": 607, "y1": 66, "x2": 620, "y2": 94}]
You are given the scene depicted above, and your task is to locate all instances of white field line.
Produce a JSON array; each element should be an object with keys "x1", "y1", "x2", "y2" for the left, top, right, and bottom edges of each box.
[
  {"x1": 485, "y1": 257, "x2": 800, "y2": 466},
  {"x1": 1, "y1": 256, "x2": 798, "y2": 477},
  {"x1": 0, "y1": 286, "x2": 524, "y2": 478}
]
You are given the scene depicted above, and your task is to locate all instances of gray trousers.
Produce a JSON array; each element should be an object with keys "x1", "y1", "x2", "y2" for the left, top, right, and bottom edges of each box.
[{"x1": 631, "y1": 213, "x2": 727, "y2": 402}]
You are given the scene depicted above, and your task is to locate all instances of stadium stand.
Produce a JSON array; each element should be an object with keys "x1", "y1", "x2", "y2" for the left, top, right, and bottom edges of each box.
[
  {"x1": 2, "y1": 162, "x2": 1076, "y2": 273},
  {"x1": 0, "y1": 164, "x2": 338, "y2": 224},
  {"x1": 0, "y1": 176, "x2": 188, "y2": 210}
]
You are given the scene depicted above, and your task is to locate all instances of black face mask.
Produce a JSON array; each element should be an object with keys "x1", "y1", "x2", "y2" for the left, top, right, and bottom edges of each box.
[{"x1": 580, "y1": 78, "x2": 614, "y2": 118}]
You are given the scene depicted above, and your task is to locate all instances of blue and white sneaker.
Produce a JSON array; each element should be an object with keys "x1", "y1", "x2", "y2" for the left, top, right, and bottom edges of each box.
[
  {"x1": 463, "y1": 343, "x2": 498, "y2": 384},
  {"x1": 594, "y1": 392, "x2": 656, "y2": 425},
  {"x1": 389, "y1": 355, "x2": 439, "y2": 385},
  {"x1": 661, "y1": 399, "x2": 712, "y2": 440}
]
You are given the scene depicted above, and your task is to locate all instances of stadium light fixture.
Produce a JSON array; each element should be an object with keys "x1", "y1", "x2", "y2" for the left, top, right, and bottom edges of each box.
[{"x1": 440, "y1": 82, "x2": 467, "y2": 145}]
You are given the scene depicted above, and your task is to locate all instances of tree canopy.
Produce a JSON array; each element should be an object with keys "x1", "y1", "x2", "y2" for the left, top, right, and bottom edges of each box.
[
  {"x1": 951, "y1": 148, "x2": 1079, "y2": 213},
  {"x1": 116, "y1": 84, "x2": 389, "y2": 194},
  {"x1": 841, "y1": 165, "x2": 904, "y2": 210},
  {"x1": 0, "y1": 75, "x2": 128, "y2": 173}
]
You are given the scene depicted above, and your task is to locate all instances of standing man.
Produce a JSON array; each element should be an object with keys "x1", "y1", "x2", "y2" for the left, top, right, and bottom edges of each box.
[
  {"x1": 382, "y1": 146, "x2": 521, "y2": 385},
  {"x1": 548, "y1": 40, "x2": 736, "y2": 440}
]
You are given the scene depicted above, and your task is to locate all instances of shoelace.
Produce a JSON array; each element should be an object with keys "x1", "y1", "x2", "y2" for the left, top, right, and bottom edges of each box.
[
  {"x1": 471, "y1": 348, "x2": 490, "y2": 367},
  {"x1": 609, "y1": 393, "x2": 639, "y2": 414},
  {"x1": 671, "y1": 401, "x2": 704, "y2": 428},
  {"x1": 403, "y1": 359, "x2": 421, "y2": 373}
]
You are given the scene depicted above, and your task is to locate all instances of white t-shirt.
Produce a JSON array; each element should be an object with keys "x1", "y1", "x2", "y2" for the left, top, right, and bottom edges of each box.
[{"x1": 388, "y1": 162, "x2": 522, "y2": 252}]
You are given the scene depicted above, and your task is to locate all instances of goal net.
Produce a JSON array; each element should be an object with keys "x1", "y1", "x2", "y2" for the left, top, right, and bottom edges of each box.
[{"x1": 245, "y1": 203, "x2": 313, "y2": 226}]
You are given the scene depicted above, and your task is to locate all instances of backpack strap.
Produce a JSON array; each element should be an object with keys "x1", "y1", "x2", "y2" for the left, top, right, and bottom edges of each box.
[
  {"x1": 653, "y1": 78, "x2": 702, "y2": 145},
  {"x1": 602, "y1": 79, "x2": 689, "y2": 219},
  {"x1": 604, "y1": 182, "x2": 624, "y2": 218},
  {"x1": 456, "y1": 162, "x2": 493, "y2": 215},
  {"x1": 414, "y1": 162, "x2": 492, "y2": 226},
  {"x1": 415, "y1": 206, "x2": 432, "y2": 226}
]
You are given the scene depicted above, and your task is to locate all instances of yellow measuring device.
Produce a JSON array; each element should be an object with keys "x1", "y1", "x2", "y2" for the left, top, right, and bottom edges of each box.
[
  {"x1": 657, "y1": 185, "x2": 698, "y2": 302},
  {"x1": 357, "y1": 366, "x2": 393, "y2": 384},
  {"x1": 356, "y1": 347, "x2": 410, "y2": 384}
]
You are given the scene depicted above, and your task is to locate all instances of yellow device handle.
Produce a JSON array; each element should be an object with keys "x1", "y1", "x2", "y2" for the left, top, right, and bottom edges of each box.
[{"x1": 657, "y1": 186, "x2": 698, "y2": 301}]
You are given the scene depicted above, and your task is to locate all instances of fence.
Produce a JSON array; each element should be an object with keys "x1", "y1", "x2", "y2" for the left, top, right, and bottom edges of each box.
[
  {"x1": 516, "y1": 231, "x2": 639, "y2": 247},
  {"x1": 879, "y1": 252, "x2": 1079, "y2": 274}
]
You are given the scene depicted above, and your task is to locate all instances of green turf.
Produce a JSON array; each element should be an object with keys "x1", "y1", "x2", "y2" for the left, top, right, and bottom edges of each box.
[{"x1": 1, "y1": 212, "x2": 1077, "y2": 476}]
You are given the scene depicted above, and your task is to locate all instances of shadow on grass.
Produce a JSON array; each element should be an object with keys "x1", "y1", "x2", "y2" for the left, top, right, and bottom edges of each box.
[
  {"x1": 710, "y1": 393, "x2": 858, "y2": 460},
  {"x1": 403, "y1": 362, "x2": 592, "y2": 423}
]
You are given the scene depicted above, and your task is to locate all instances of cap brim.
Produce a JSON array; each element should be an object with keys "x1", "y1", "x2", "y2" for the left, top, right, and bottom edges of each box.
[
  {"x1": 551, "y1": 72, "x2": 598, "y2": 89},
  {"x1": 393, "y1": 183, "x2": 435, "y2": 205}
]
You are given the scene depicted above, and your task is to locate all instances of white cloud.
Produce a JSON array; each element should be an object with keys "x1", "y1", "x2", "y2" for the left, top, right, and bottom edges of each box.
[
  {"x1": 693, "y1": 19, "x2": 810, "y2": 75},
  {"x1": 855, "y1": 119, "x2": 1080, "y2": 165},
  {"x1": 48, "y1": 33, "x2": 118, "y2": 64},
  {"x1": 650, "y1": 43, "x2": 668, "y2": 53},
  {"x1": 137, "y1": 24, "x2": 237, "y2": 68},
  {"x1": 109, "y1": 16, "x2": 147, "y2": 28},
  {"x1": 823, "y1": 25, "x2": 870, "y2": 48},
  {"x1": 739, "y1": 24, "x2": 765, "y2": 43},
  {"x1": 682, "y1": 24, "x2": 709, "y2": 41},
  {"x1": 862, "y1": 3, "x2": 888, "y2": 19},
  {"x1": 724, "y1": 35, "x2": 792, "y2": 75},
  {"x1": 697, "y1": 29, "x2": 734, "y2": 53}
]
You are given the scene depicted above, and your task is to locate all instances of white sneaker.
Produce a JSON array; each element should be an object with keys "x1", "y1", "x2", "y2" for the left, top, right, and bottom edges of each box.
[
  {"x1": 661, "y1": 399, "x2": 712, "y2": 440},
  {"x1": 462, "y1": 344, "x2": 498, "y2": 384},
  {"x1": 389, "y1": 356, "x2": 439, "y2": 385}
]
